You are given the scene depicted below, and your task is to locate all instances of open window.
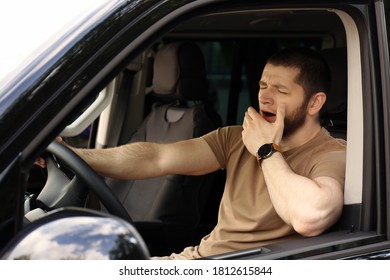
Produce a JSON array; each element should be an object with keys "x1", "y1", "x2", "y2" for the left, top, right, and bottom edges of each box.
[{"x1": 59, "y1": 6, "x2": 369, "y2": 258}]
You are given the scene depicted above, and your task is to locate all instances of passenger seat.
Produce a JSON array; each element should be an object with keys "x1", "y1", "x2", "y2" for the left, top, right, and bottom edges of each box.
[{"x1": 106, "y1": 42, "x2": 224, "y2": 256}]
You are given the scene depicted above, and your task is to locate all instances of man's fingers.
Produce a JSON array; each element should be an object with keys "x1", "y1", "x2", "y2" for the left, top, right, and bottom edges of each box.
[
  {"x1": 243, "y1": 107, "x2": 255, "y2": 127},
  {"x1": 55, "y1": 136, "x2": 65, "y2": 144},
  {"x1": 34, "y1": 158, "x2": 46, "y2": 168},
  {"x1": 246, "y1": 106, "x2": 258, "y2": 119},
  {"x1": 276, "y1": 104, "x2": 286, "y2": 126}
]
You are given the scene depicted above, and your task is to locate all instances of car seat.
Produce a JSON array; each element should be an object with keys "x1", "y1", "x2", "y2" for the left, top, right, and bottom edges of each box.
[{"x1": 105, "y1": 42, "x2": 224, "y2": 256}]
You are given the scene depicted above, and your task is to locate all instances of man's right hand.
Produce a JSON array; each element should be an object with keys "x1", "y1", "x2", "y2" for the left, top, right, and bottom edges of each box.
[{"x1": 34, "y1": 137, "x2": 67, "y2": 168}]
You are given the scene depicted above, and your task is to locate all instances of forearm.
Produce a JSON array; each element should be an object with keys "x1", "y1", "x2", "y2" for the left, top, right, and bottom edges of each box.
[
  {"x1": 67, "y1": 137, "x2": 220, "y2": 180},
  {"x1": 71, "y1": 142, "x2": 163, "y2": 180},
  {"x1": 261, "y1": 153, "x2": 343, "y2": 236}
]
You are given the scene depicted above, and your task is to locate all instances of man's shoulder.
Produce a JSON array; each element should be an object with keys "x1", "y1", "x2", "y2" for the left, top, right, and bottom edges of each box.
[
  {"x1": 202, "y1": 125, "x2": 244, "y2": 149},
  {"x1": 219, "y1": 125, "x2": 243, "y2": 132},
  {"x1": 288, "y1": 128, "x2": 346, "y2": 159},
  {"x1": 225, "y1": 125, "x2": 243, "y2": 133},
  {"x1": 320, "y1": 128, "x2": 347, "y2": 151},
  {"x1": 204, "y1": 125, "x2": 243, "y2": 138}
]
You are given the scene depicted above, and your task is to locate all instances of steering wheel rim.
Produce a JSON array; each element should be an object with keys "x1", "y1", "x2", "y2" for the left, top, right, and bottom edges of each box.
[{"x1": 45, "y1": 141, "x2": 133, "y2": 223}]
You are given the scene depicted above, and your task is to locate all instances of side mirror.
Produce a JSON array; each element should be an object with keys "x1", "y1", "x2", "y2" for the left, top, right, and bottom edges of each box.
[{"x1": 1, "y1": 208, "x2": 150, "y2": 260}]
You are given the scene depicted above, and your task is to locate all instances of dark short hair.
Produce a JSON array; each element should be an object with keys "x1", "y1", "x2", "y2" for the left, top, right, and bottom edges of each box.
[{"x1": 266, "y1": 47, "x2": 331, "y2": 99}]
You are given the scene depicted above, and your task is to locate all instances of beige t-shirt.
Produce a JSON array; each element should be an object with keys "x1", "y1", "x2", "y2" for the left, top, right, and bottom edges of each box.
[{"x1": 160, "y1": 126, "x2": 346, "y2": 260}]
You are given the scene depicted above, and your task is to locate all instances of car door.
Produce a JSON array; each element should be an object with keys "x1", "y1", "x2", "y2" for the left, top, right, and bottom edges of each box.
[{"x1": 1, "y1": 0, "x2": 390, "y2": 260}]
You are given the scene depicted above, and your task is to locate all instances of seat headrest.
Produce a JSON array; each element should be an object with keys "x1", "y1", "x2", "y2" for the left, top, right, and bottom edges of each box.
[
  {"x1": 152, "y1": 42, "x2": 209, "y2": 101},
  {"x1": 320, "y1": 47, "x2": 348, "y2": 128}
]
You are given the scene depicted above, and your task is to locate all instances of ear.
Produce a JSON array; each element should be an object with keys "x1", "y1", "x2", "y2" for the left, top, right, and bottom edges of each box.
[{"x1": 307, "y1": 92, "x2": 326, "y2": 116}]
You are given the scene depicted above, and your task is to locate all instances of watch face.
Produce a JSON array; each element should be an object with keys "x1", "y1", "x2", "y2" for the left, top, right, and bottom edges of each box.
[{"x1": 257, "y1": 143, "x2": 273, "y2": 159}]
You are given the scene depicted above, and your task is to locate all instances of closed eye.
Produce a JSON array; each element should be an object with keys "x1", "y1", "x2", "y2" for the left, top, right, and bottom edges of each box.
[
  {"x1": 259, "y1": 82, "x2": 267, "y2": 89},
  {"x1": 277, "y1": 89, "x2": 288, "y2": 94}
]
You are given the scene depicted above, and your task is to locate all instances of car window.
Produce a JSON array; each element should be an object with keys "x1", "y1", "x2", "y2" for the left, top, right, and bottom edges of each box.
[{"x1": 199, "y1": 38, "x2": 328, "y2": 126}]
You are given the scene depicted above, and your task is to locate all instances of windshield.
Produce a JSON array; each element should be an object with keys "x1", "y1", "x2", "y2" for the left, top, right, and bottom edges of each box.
[{"x1": 0, "y1": 0, "x2": 115, "y2": 88}]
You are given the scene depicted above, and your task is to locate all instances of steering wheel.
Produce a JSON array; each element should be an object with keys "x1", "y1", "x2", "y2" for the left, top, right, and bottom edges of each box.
[{"x1": 34, "y1": 141, "x2": 132, "y2": 223}]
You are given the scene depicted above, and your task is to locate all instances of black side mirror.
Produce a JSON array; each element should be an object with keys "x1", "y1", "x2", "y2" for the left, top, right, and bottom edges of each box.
[{"x1": 1, "y1": 208, "x2": 150, "y2": 260}]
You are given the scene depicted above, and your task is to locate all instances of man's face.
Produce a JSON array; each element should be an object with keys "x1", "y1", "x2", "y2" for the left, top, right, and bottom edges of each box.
[{"x1": 258, "y1": 64, "x2": 309, "y2": 138}]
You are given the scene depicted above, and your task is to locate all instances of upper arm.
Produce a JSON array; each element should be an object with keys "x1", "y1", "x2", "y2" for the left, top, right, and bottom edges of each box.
[
  {"x1": 301, "y1": 176, "x2": 344, "y2": 235},
  {"x1": 313, "y1": 176, "x2": 345, "y2": 214},
  {"x1": 158, "y1": 137, "x2": 222, "y2": 176}
]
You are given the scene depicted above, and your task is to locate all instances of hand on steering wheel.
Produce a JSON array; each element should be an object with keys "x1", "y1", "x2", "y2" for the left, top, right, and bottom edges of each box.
[{"x1": 34, "y1": 141, "x2": 132, "y2": 223}]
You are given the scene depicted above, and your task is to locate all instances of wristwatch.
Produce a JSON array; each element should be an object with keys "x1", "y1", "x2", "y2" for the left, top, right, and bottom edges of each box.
[{"x1": 256, "y1": 143, "x2": 282, "y2": 163}]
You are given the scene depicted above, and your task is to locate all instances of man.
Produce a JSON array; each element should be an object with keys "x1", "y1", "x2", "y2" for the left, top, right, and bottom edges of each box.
[{"x1": 60, "y1": 47, "x2": 346, "y2": 259}]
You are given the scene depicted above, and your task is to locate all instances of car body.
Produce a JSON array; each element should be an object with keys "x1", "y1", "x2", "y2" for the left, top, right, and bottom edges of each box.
[{"x1": 0, "y1": 0, "x2": 390, "y2": 260}]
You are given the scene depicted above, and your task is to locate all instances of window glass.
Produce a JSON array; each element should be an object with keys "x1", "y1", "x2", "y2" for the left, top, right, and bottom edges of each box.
[{"x1": 199, "y1": 38, "x2": 325, "y2": 126}]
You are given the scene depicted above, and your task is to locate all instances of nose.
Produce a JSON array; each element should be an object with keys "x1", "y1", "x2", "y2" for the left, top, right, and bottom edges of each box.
[{"x1": 259, "y1": 87, "x2": 273, "y2": 106}]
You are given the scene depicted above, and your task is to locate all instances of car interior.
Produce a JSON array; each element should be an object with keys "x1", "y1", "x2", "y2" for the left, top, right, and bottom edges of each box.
[{"x1": 20, "y1": 4, "x2": 389, "y2": 259}]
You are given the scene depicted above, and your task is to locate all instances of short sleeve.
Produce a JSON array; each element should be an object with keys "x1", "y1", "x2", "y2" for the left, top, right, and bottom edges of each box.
[
  {"x1": 308, "y1": 150, "x2": 346, "y2": 186},
  {"x1": 201, "y1": 126, "x2": 243, "y2": 169}
]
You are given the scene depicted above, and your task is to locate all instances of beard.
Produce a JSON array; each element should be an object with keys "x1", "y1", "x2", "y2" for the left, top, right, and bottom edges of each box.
[{"x1": 282, "y1": 99, "x2": 309, "y2": 138}]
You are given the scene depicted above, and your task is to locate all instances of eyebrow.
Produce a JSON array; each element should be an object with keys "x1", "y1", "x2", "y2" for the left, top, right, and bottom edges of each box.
[{"x1": 259, "y1": 80, "x2": 290, "y2": 91}]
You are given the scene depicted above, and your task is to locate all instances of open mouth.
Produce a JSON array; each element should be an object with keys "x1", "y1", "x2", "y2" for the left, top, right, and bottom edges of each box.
[
  {"x1": 262, "y1": 111, "x2": 276, "y2": 117},
  {"x1": 261, "y1": 110, "x2": 276, "y2": 121}
]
